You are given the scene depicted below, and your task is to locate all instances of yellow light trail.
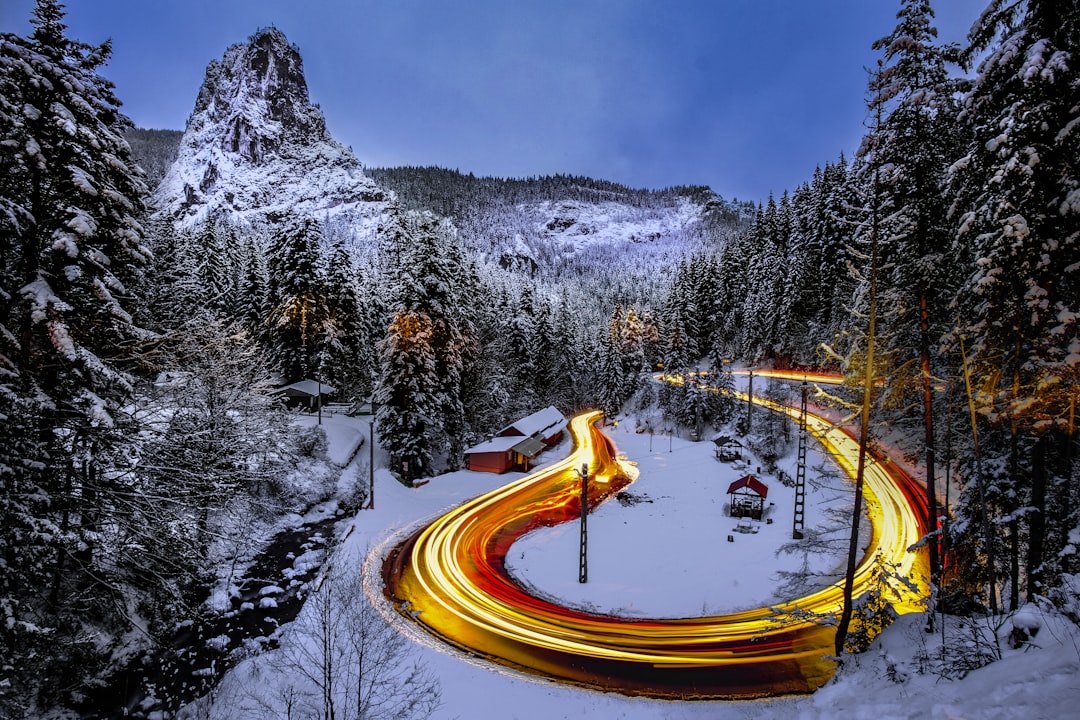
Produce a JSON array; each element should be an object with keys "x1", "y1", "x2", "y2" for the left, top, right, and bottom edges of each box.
[{"x1": 382, "y1": 371, "x2": 929, "y2": 698}]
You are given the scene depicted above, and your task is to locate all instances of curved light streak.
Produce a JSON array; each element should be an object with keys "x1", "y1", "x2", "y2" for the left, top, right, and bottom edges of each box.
[{"x1": 383, "y1": 372, "x2": 930, "y2": 698}]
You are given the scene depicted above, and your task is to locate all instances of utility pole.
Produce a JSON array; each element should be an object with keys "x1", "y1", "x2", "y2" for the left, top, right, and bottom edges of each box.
[
  {"x1": 578, "y1": 463, "x2": 589, "y2": 583},
  {"x1": 793, "y1": 380, "x2": 808, "y2": 540}
]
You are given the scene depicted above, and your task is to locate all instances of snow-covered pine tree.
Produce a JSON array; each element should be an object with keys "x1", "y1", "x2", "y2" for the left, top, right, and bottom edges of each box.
[
  {"x1": 195, "y1": 216, "x2": 240, "y2": 315},
  {"x1": 0, "y1": 0, "x2": 152, "y2": 707},
  {"x1": 374, "y1": 211, "x2": 470, "y2": 482},
  {"x1": 237, "y1": 232, "x2": 268, "y2": 340},
  {"x1": 319, "y1": 234, "x2": 367, "y2": 398},
  {"x1": 533, "y1": 294, "x2": 574, "y2": 407},
  {"x1": 949, "y1": 0, "x2": 1080, "y2": 606},
  {"x1": 500, "y1": 284, "x2": 540, "y2": 411},
  {"x1": 265, "y1": 213, "x2": 328, "y2": 382},
  {"x1": 743, "y1": 199, "x2": 785, "y2": 360},
  {"x1": 819, "y1": 155, "x2": 860, "y2": 343},
  {"x1": 871, "y1": 0, "x2": 967, "y2": 606},
  {"x1": 713, "y1": 235, "x2": 749, "y2": 358}
]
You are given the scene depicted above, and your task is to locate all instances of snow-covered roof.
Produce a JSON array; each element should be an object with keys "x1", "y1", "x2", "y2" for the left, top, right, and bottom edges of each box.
[
  {"x1": 464, "y1": 434, "x2": 547, "y2": 458},
  {"x1": 271, "y1": 379, "x2": 337, "y2": 397},
  {"x1": 727, "y1": 475, "x2": 768, "y2": 498},
  {"x1": 501, "y1": 406, "x2": 567, "y2": 438},
  {"x1": 711, "y1": 434, "x2": 742, "y2": 447},
  {"x1": 464, "y1": 436, "x2": 522, "y2": 455}
]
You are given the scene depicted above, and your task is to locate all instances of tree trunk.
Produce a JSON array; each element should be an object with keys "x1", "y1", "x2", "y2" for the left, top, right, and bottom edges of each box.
[
  {"x1": 836, "y1": 144, "x2": 880, "y2": 658},
  {"x1": 1026, "y1": 433, "x2": 1047, "y2": 603},
  {"x1": 1009, "y1": 517, "x2": 1020, "y2": 612},
  {"x1": 918, "y1": 289, "x2": 939, "y2": 624},
  {"x1": 1009, "y1": 417, "x2": 1020, "y2": 612},
  {"x1": 959, "y1": 330, "x2": 998, "y2": 614}
]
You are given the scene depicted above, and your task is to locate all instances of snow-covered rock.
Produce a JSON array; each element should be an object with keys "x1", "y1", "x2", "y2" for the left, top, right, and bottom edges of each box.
[{"x1": 152, "y1": 27, "x2": 392, "y2": 239}]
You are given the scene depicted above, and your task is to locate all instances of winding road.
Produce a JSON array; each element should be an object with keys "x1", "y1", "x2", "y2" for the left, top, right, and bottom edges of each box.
[{"x1": 382, "y1": 371, "x2": 931, "y2": 698}]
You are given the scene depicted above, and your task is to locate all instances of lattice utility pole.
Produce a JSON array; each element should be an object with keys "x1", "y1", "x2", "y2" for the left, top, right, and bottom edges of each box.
[
  {"x1": 578, "y1": 463, "x2": 589, "y2": 583},
  {"x1": 793, "y1": 380, "x2": 808, "y2": 540}
]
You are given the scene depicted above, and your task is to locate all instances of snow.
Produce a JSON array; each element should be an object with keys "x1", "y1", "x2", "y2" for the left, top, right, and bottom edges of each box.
[
  {"x1": 528, "y1": 197, "x2": 703, "y2": 256},
  {"x1": 294, "y1": 412, "x2": 364, "y2": 466},
  {"x1": 506, "y1": 421, "x2": 846, "y2": 618},
  {"x1": 187, "y1": 407, "x2": 1080, "y2": 720}
]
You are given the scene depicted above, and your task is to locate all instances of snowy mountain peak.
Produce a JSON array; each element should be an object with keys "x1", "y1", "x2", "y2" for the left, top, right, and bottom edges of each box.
[
  {"x1": 152, "y1": 27, "x2": 390, "y2": 232},
  {"x1": 190, "y1": 27, "x2": 321, "y2": 160}
]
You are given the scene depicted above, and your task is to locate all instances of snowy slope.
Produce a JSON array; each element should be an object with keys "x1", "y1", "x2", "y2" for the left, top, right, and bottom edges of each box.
[
  {"x1": 367, "y1": 167, "x2": 751, "y2": 271},
  {"x1": 524, "y1": 196, "x2": 703, "y2": 257},
  {"x1": 151, "y1": 28, "x2": 391, "y2": 236}
]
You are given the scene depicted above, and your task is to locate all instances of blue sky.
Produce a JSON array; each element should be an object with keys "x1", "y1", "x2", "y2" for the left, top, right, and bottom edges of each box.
[{"x1": 1, "y1": 0, "x2": 985, "y2": 202}]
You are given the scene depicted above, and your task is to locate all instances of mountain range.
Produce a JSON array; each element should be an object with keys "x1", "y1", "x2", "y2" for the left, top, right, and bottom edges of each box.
[{"x1": 137, "y1": 27, "x2": 749, "y2": 276}]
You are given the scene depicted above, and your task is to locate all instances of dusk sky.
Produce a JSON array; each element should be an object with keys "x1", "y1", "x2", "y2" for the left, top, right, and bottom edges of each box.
[{"x1": 1, "y1": 0, "x2": 986, "y2": 202}]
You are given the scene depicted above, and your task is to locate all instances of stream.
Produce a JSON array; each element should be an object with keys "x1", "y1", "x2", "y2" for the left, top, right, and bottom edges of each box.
[{"x1": 76, "y1": 503, "x2": 350, "y2": 719}]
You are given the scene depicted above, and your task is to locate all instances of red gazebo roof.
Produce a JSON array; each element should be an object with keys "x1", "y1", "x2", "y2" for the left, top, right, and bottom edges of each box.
[{"x1": 727, "y1": 474, "x2": 769, "y2": 498}]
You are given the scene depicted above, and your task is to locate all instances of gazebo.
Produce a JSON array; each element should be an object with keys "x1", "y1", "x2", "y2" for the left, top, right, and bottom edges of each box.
[
  {"x1": 727, "y1": 474, "x2": 768, "y2": 520},
  {"x1": 712, "y1": 435, "x2": 743, "y2": 462}
]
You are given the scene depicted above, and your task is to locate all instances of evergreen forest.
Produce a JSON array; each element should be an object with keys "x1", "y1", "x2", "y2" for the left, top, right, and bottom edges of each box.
[{"x1": 0, "y1": 0, "x2": 1077, "y2": 715}]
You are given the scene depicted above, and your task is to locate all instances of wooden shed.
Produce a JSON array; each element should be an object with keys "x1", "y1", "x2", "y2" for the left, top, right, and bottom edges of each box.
[
  {"x1": 727, "y1": 474, "x2": 769, "y2": 520},
  {"x1": 464, "y1": 434, "x2": 547, "y2": 474}
]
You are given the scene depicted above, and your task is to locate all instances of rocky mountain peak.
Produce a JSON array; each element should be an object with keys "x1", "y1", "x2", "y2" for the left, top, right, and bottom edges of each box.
[
  {"x1": 190, "y1": 27, "x2": 322, "y2": 160},
  {"x1": 153, "y1": 27, "x2": 389, "y2": 233}
]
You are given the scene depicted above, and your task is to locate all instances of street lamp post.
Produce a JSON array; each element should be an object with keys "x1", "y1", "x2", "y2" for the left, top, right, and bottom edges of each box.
[
  {"x1": 577, "y1": 463, "x2": 589, "y2": 583},
  {"x1": 367, "y1": 399, "x2": 377, "y2": 510}
]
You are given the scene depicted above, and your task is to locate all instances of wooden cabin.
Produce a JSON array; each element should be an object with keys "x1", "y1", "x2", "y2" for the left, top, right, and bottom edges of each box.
[
  {"x1": 465, "y1": 407, "x2": 568, "y2": 474},
  {"x1": 464, "y1": 434, "x2": 547, "y2": 474},
  {"x1": 271, "y1": 379, "x2": 337, "y2": 410}
]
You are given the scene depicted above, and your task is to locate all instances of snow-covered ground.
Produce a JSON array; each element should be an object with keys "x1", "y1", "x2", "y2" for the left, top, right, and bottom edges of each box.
[
  {"x1": 190, "y1": 408, "x2": 1080, "y2": 720},
  {"x1": 506, "y1": 418, "x2": 848, "y2": 618}
]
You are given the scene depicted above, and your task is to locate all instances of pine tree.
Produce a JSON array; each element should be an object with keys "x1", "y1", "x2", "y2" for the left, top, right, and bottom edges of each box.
[
  {"x1": 0, "y1": 0, "x2": 152, "y2": 706},
  {"x1": 195, "y1": 217, "x2": 240, "y2": 315},
  {"x1": 501, "y1": 284, "x2": 540, "y2": 410},
  {"x1": 319, "y1": 236, "x2": 366, "y2": 397},
  {"x1": 950, "y1": 0, "x2": 1080, "y2": 606},
  {"x1": 237, "y1": 233, "x2": 268, "y2": 340},
  {"x1": 871, "y1": 0, "x2": 966, "y2": 611},
  {"x1": 265, "y1": 214, "x2": 328, "y2": 381},
  {"x1": 374, "y1": 211, "x2": 470, "y2": 482}
]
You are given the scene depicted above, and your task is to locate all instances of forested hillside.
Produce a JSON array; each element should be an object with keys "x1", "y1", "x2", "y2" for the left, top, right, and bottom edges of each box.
[
  {"x1": 1, "y1": 0, "x2": 1077, "y2": 716},
  {"x1": 125, "y1": 127, "x2": 183, "y2": 187}
]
